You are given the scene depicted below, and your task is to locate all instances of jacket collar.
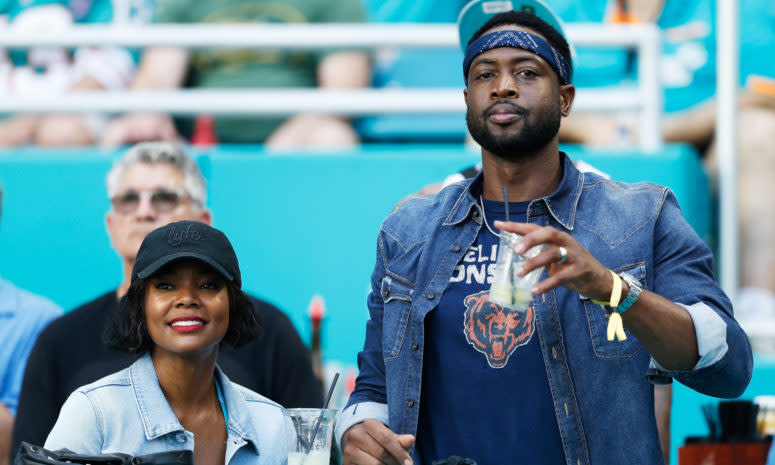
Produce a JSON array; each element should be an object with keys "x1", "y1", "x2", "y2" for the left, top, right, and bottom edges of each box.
[
  {"x1": 0, "y1": 277, "x2": 16, "y2": 314},
  {"x1": 130, "y1": 353, "x2": 260, "y2": 449},
  {"x1": 444, "y1": 152, "x2": 583, "y2": 231}
]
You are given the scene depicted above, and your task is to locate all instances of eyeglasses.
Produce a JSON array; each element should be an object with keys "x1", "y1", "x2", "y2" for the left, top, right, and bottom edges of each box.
[{"x1": 110, "y1": 188, "x2": 190, "y2": 214}]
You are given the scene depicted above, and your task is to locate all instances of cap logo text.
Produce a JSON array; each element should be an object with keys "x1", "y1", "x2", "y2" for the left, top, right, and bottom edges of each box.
[
  {"x1": 168, "y1": 224, "x2": 203, "y2": 246},
  {"x1": 482, "y1": 1, "x2": 512, "y2": 14}
]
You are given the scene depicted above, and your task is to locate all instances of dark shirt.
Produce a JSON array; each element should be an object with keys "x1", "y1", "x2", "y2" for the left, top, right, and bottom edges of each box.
[
  {"x1": 11, "y1": 290, "x2": 323, "y2": 457},
  {"x1": 416, "y1": 199, "x2": 563, "y2": 465}
]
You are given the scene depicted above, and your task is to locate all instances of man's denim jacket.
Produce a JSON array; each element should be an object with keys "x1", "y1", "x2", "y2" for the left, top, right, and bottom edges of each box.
[
  {"x1": 337, "y1": 153, "x2": 752, "y2": 465},
  {"x1": 45, "y1": 353, "x2": 287, "y2": 465}
]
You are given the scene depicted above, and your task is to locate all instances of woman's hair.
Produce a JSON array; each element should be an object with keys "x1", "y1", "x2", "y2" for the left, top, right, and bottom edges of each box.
[{"x1": 106, "y1": 276, "x2": 262, "y2": 354}]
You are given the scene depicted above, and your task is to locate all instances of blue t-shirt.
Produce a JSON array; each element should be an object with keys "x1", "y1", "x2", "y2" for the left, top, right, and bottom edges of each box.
[
  {"x1": 0, "y1": 277, "x2": 61, "y2": 415},
  {"x1": 416, "y1": 197, "x2": 564, "y2": 465}
]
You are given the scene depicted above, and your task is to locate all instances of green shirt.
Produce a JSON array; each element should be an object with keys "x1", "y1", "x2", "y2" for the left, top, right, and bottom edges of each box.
[{"x1": 156, "y1": 0, "x2": 366, "y2": 142}]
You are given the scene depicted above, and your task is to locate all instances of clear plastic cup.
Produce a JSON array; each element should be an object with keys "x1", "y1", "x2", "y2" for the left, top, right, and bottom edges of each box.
[
  {"x1": 489, "y1": 231, "x2": 546, "y2": 311},
  {"x1": 283, "y1": 408, "x2": 337, "y2": 465}
]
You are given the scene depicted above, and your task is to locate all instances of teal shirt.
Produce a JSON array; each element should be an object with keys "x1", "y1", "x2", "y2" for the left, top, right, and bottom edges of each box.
[
  {"x1": 364, "y1": 0, "x2": 467, "y2": 22},
  {"x1": 67, "y1": 0, "x2": 155, "y2": 23},
  {"x1": 0, "y1": 0, "x2": 65, "y2": 19},
  {"x1": 550, "y1": 0, "x2": 775, "y2": 113}
]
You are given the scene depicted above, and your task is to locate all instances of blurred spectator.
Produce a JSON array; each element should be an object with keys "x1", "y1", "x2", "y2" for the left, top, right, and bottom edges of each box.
[
  {"x1": 100, "y1": 0, "x2": 371, "y2": 151},
  {"x1": 552, "y1": 0, "x2": 775, "y2": 342},
  {"x1": 357, "y1": 0, "x2": 468, "y2": 142},
  {"x1": 0, "y1": 184, "x2": 62, "y2": 465},
  {"x1": 10, "y1": 142, "x2": 322, "y2": 460},
  {"x1": 0, "y1": 0, "x2": 147, "y2": 147},
  {"x1": 364, "y1": 0, "x2": 466, "y2": 22}
]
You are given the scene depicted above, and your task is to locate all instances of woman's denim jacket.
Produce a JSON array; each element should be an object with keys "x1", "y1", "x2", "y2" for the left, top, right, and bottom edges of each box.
[
  {"x1": 45, "y1": 353, "x2": 287, "y2": 465},
  {"x1": 337, "y1": 153, "x2": 752, "y2": 465}
]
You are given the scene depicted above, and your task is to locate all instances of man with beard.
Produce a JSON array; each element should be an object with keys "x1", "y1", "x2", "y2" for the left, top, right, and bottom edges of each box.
[{"x1": 335, "y1": 1, "x2": 752, "y2": 464}]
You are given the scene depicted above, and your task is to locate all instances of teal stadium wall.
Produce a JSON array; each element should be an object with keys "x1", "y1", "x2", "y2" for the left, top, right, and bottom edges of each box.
[{"x1": 3, "y1": 143, "x2": 770, "y2": 463}]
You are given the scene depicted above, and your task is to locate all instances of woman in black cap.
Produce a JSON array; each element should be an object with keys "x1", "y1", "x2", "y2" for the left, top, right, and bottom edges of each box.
[{"x1": 44, "y1": 220, "x2": 286, "y2": 465}]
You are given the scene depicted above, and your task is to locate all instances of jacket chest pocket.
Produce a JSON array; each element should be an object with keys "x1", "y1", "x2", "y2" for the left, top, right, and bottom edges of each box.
[
  {"x1": 583, "y1": 264, "x2": 646, "y2": 358},
  {"x1": 380, "y1": 276, "x2": 413, "y2": 361}
]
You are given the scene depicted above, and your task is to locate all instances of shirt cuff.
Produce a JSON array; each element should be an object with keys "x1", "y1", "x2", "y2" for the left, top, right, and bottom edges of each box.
[
  {"x1": 335, "y1": 401, "x2": 389, "y2": 449},
  {"x1": 650, "y1": 301, "x2": 728, "y2": 373},
  {"x1": 1, "y1": 396, "x2": 16, "y2": 417}
]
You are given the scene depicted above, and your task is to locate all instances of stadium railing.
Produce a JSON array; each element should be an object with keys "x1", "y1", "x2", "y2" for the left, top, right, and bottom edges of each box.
[{"x1": 0, "y1": 22, "x2": 662, "y2": 151}]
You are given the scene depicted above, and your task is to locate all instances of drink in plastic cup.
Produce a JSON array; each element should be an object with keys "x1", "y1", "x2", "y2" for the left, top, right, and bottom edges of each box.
[
  {"x1": 489, "y1": 231, "x2": 545, "y2": 311},
  {"x1": 283, "y1": 408, "x2": 337, "y2": 465}
]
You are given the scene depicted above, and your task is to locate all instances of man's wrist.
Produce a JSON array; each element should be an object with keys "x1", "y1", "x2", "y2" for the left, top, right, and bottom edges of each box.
[{"x1": 617, "y1": 273, "x2": 643, "y2": 313}]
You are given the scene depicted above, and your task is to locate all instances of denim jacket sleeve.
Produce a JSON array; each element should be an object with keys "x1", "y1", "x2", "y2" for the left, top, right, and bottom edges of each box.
[
  {"x1": 336, "y1": 228, "x2": 395, "y2": 446},
  {"x1": 646, "y1": 190, "x2": 752, "y2": 398},
  {"x1": 44, "y1": 390, "x2": 102, "y2": 453}
]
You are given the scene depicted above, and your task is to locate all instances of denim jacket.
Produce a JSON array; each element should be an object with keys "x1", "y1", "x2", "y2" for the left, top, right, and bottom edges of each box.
[
  {"x1": 45, "y1": 353, "x2": 287, "y2": 465},
  {"x1": 337, "y1": 153, "x2": 752, "y2": 465}
]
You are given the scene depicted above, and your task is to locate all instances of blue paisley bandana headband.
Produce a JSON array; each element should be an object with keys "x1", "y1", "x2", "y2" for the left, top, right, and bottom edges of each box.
[{"x1": 463, "y1": 29, "x2": 572, "y2": 85}]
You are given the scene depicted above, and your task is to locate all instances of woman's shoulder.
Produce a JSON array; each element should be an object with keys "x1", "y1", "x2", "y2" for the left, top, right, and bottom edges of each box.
[
  {"x1": 45, "y1": 366, "x2": 135, "y2": 453},
  {"x1": 230, "y1": 382, "x2": 284, "y2": 411},
  {"x1": 73, "y1": 365, "x2": 132, "y2": 394}
]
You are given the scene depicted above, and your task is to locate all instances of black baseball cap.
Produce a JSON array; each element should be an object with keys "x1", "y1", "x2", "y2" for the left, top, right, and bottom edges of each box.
[{"x1": 132, "y1": 220, "x2": 241, "y2": 287}]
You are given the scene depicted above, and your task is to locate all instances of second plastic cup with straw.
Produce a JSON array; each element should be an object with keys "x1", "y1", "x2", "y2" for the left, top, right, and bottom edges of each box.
[{"x1": 284, "y1": 373, "x2": 340, "y2": 465}]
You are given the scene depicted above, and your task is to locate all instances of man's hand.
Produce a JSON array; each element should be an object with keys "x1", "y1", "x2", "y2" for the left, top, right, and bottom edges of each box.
[
  {"x1": 341, "y1": 419, "x2": 415, "y2": 465},
  {"x1": 493, "y1": 221, "x2": 613, "y2": 301},
  {"x1": 494, "y1": 220, "x2": 701, "y2": 371},
  {"x1": 100, "y1": 113, "x2": 180, "y2": 149},
  {"x1": 0, "y1": 402, "x2": 13, "y2": 465}
]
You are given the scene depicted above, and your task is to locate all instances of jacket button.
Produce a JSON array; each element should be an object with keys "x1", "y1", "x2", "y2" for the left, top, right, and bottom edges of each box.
[
  {"x1": 411, "y1": 343, "x2": 419, "y2": 351},
  {"x1": 408, "y1": 400, "x2": 415, "y2": 407},
  {"x1": 175, "y1": 432, "x2": 186, "y2": 443},
  {"x1": 453, "y1": 245, "x2": 461, "y2": 252},
  {"x1": 427, "y1": 293, "x2": 435, "y2": 300}
]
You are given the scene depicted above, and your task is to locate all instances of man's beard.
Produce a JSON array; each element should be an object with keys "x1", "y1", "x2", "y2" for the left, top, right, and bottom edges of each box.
[{"x1": 466, "y1": 100, "x2": 561, "y2": 161}]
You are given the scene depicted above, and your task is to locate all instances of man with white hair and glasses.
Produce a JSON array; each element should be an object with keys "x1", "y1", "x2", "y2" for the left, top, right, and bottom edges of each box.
[{"x1": 10, "y1": 142, "x2": 322, "y2": 459}]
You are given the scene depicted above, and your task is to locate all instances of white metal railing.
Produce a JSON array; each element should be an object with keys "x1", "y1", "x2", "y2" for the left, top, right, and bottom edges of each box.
[
  {"x1": 0, "y1": 22, "x2": 662, "y2": 151},
  {"x1": 716, "y1": 0, "x2": 739, "y2": 300},
  {"x1": 0, "y1": 87, "x2": 644, "y2": 114}
]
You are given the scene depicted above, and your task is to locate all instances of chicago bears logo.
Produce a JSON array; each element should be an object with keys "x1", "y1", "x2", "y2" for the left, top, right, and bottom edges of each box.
[{"x1": 463, "y1": 290, "x2": 535, "y2": 368}]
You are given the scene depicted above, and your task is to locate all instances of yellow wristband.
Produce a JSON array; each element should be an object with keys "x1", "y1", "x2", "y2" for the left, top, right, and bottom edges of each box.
[
  {"x1": 592, "y1": 270, "x2": 622, "y2": 308},
  {"x1": 607, "y1": 311, "x2": 627, "y2": 341}
]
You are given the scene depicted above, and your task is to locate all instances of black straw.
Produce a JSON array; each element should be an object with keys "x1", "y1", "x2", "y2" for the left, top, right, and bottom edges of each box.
[
  {"x1": 302, "y1": 373, "x2": 340, "y2": 462},
  {"x1": 503, "y1": 187, "x2": 510, "y2": 222}
]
